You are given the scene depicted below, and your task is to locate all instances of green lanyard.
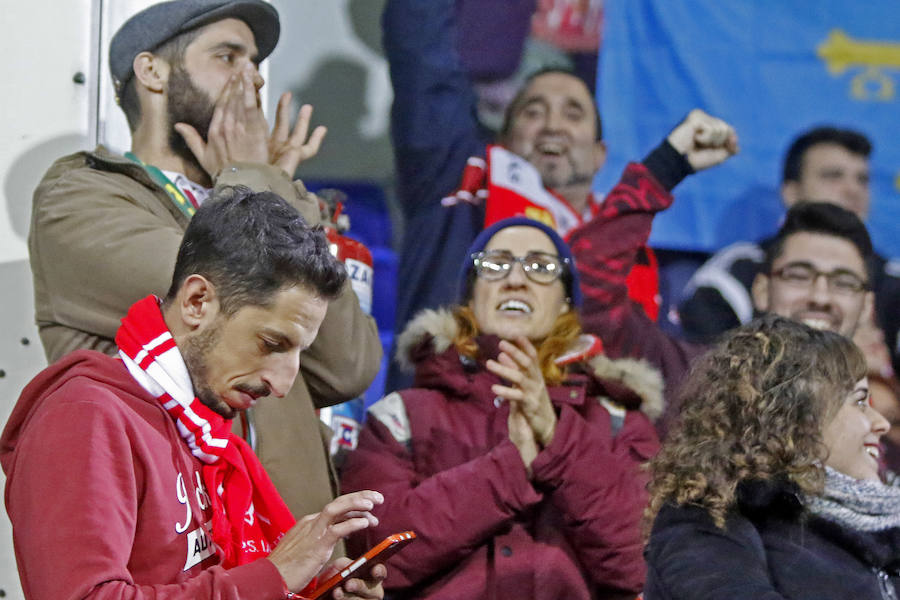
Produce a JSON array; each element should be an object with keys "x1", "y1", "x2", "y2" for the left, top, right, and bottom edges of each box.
[{"x1": 125, "y1": 152, "x2": 196, "y2": 219}]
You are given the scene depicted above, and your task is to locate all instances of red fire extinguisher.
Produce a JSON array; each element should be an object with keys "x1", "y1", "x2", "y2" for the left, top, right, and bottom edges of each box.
[
  {"x1": 319, "y1": 189, "x2": 374, "y2": 315},
  {"x1": 316, "y1": 189, "x2": 373, "y2": 465}
]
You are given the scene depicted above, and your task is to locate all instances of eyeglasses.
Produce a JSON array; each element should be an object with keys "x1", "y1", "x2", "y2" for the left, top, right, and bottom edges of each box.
[
  {"x1": 472, "y1": 250, "x2": 568, "y2": 284},
  {"x1": 771, "y1": 263, "x2": 868, "y2": 295}
]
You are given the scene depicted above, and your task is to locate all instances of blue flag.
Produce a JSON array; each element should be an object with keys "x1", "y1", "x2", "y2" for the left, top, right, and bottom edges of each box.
[{"x1": 594, "y1": 0, "x2": 900, "y2": 257}]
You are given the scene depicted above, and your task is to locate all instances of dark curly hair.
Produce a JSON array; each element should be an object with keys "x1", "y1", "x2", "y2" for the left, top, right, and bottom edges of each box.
[
  {"x1": 782, "y1": 126, "x2": 871, "y2": 185},
  {"x1": 646, "y1": 315, "x2": 866, "y2": 529},
  {"x1": 762, "y1": 201, "x2": 873, "y2": 275},
  {"x1": 164, "y1": 185, "x2": 346, "y2": 315}
]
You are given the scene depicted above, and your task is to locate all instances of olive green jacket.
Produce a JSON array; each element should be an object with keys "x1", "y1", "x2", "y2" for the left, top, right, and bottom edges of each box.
[{"x1": 29, "y1": 146, "x2": 382, "y2": 521}]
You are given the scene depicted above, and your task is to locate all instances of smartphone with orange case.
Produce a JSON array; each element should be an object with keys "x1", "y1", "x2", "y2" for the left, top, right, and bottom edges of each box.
[{"x1": 308, "y1": 531, "x2": 417, "y2": 599}]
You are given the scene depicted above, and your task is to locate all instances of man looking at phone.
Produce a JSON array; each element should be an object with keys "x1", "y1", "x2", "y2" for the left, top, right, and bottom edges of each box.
[
  {"x1": 28, "y1": 0, "x2": 381, "y2": 520},
  {"x1": 3, "y1": 188, "x2": 385, "y2": 600}
]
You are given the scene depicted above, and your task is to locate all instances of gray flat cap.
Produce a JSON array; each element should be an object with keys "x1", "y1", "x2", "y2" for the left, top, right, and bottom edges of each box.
[{"x1": 109, "y1": 0, "x2": 280, "y2": 96}]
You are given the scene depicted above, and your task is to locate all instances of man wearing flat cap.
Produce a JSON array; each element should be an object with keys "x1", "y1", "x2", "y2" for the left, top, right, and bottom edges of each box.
[{"x1": 28, "y1": 0, "x2": 381, "y2": 526}]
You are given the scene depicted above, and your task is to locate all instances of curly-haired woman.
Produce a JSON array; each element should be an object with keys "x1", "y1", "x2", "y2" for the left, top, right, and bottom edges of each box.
[
  {"x1": 342, "y1": 217, "x2": 664, "y2": 600},
  {"x1": 643, "y1": 314, "x2": 899, "y2": 600}
]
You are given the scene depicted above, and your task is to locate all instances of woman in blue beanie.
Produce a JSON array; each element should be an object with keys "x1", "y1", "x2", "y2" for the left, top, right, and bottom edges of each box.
[{"x1": 341, "y1": 217, "x2": 663, "y2": 599}]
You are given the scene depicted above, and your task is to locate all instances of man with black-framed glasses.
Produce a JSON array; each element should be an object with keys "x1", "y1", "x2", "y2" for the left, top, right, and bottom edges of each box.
[
  {"x1": 751, "y1": 202, "x2": 874, "y2": 341},
  {"x1": 571, "y1": 200, "x2": 884, "y2": 434}
]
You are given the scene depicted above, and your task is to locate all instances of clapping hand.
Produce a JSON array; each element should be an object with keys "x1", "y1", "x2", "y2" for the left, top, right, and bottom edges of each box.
[{"x1": 486, "y1": 337, "x2": 557, "y2": 471}]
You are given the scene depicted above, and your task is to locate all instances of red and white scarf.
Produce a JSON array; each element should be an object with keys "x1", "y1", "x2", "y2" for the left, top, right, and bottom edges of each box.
[
  {"x1": 116, "y1": 295, "x2": 296, "y2": 568},
  {"x1": 442, "y1": 145, "x2": 661, "y2": 321},
  {"x1": 441, "y1": 145, "x2": 592, "y2": 237}
]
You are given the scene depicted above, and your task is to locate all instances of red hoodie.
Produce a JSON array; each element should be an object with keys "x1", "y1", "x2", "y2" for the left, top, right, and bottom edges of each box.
[{"x1": 0, "y1": 350, "x2": 286, "y2": 600}]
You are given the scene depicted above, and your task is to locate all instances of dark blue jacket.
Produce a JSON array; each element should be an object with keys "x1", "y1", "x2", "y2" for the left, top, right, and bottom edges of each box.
[
  {"x1": 678, "y1": 237, "x2": 900, "y2": 375},
  {"x1": 383, "y1": 0, "x2": 488, "y2": 378},
  {"x1": 644, "y1": 480, "x2": 900, "y2": 600}
]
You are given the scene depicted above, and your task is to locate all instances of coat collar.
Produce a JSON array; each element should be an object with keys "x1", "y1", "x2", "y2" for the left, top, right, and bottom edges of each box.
[
  {"x1": 396, "y1": 308, "x2": 664, "y2": 420},
  {"x1": 83, "y1": 146, "x2": 192, "y2": 228}
]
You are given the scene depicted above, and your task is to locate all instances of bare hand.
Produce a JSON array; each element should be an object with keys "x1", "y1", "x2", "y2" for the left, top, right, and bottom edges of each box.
[
  {"x1": 854, "y1": 295, "x2": 894, "y2": 378},
  {"x1": 507, "y1": 403, "x2": 538, "y2": 473},
  {"x1": 268, "y1": 490, "x2": 383, "y2": 593},
  {"x1": 666, "y1": 108, "x2": 739, "y2": 171},
  {"x1": 486, "y1": 337, "x2": 557, "y2": 446},
  {"x1": 174, "y1": 65, "x2": 327, "y2": 178},
  {"x1": 323, "y1": 558, "x2": 387, "y2": 600},
  {"x1": 269, "y1": 95, "x2": 328, "y2": 175},
  {"x1": 175, "y1": 63, "x2": 269, "y2": 177}
]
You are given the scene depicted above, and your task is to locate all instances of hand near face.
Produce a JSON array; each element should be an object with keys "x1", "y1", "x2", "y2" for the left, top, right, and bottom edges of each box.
[
  {"x1": 852, "y1": 300, "x2": 894, "y2": 379},
  {"x1": 486, "y1": 337, "x2": 557, "y2": 447},
  {"x1": 321, "y1": 558, "x2": 387, "y2": 600},
  {"x1": 267, "y1": 490, "x2": 383, "y2": 593},
  {"x1": 269, "y1": 96, "x2": 328, "y2": 176},
  {"x1": 174, "y1": 64, "x2": 327, "y2": 178},
  {"x1": 666, "y1": 108, "x2": 739, "y2": 171},
  {"x1": 174, "y1": 63, "x2": 269, "y2": 176}
]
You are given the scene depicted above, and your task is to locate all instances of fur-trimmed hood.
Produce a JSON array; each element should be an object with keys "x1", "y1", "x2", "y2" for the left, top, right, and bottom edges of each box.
[{"x1": 396, "y1": 308, "x2": 664, "y2": 421}]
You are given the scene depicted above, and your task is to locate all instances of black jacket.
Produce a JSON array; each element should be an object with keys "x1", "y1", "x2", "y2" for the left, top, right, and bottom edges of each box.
[
  {"x1": 644, "y1": 480, "x2": 900, "y2": 599},
  {"x1": 678, "y1": 237, "x2": 900, "y2": 375}
]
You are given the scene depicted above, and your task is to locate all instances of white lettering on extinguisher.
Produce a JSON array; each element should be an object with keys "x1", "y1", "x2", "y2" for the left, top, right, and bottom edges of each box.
[{"x1": 345, "y1": 258, "x2": 373, "y2": 315}]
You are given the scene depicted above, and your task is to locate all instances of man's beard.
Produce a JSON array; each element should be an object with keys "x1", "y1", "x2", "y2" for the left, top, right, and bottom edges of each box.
[
  {"x1": 538, "y1": 158, "x2": 595, "y2": 192},
  {"x1": 181, "y1": 323, "x2": 233, "y2": 419},
  {"x1": 181, "y1": 319, "x2": 273, "y2": 420},
  {"x1": 167, "y1": 66, "x2": 216, "y2": 172}
]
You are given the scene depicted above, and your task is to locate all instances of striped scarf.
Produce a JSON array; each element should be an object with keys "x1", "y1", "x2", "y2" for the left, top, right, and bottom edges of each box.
[{"x1": 116, "y1": 295, "x2": 296, "y2": 567}]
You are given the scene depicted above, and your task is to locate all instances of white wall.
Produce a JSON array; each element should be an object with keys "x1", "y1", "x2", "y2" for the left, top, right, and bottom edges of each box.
[
  {"x1": 0, "y1": 1, "x2": 99, "y2": 596},
  {"x1": 267, "y1": 0, "x2": 392, "y2": 181}
]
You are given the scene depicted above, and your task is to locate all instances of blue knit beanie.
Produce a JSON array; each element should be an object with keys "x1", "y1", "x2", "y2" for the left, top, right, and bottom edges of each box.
[{"x1": 458, "y1": 217, "x2": 582, "y2": 307}]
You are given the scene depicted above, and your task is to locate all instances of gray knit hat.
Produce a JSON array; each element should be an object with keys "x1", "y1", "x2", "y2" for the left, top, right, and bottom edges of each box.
[{"x1": 109, "y1": 0, "x2": 280, "y2": 98}]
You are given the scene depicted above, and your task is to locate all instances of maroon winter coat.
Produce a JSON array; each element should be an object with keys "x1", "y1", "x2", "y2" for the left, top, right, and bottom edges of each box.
[{"x1": 341, "y1": 309, "x2": 663, "y2": 599}]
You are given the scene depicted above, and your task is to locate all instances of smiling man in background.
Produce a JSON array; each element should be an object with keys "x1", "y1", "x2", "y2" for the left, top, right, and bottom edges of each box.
[
  {"x1": 382, "y1": 0, "x2": 743, "y2": 392},
  {"x1": 679, "y1": 126, "x2": 900, "y2": 377},
  {"x1": 750, "y1": 202, "x2": 873, "y2": 340},
  {"x1": 572, "y1": 198, "x2": 878, "y2": 434}
]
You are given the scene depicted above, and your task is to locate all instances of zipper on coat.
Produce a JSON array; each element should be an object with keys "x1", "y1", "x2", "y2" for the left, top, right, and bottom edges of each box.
[{"x1": 876, "y1": 567, "x2": 898, "y2": 600}]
